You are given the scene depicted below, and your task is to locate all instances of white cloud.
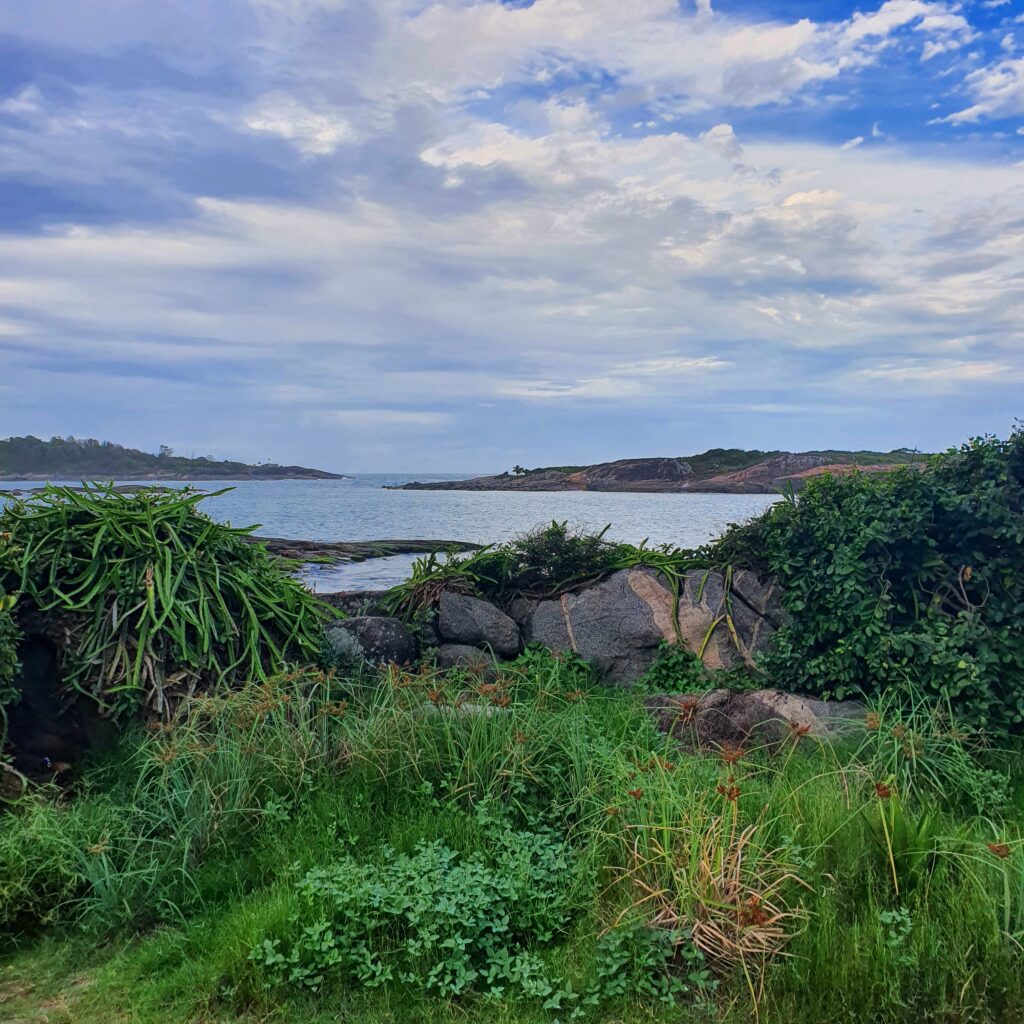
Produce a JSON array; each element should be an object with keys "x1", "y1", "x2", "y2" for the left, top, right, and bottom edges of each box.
[
  {"x1": 499, "y1": 355, "x2": 730, "y2": 401},
  {"x1": 841, "y1": 135, "x2": 865, "y2": 149},
  {"x1": 310, "y1": 409, "x2": 453, "y2": 430},
  {"x1": 700, "y1": 123, "x2": 743, "y2": 160},
  {"x1": 0, "y1": 85, "x2": 43, "y2": 116},
  {"x1": 941, "y1": 57, "x2": 1024, "y2": 123},
  {"x1": 850, "y1": 359, "x2": 1016, "y2": 386},
  {"x1": 243, "y1": 97, "x2": 353, "y2": 155}
]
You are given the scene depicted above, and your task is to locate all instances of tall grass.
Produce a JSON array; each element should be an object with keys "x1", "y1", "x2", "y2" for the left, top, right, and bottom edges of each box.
[{"x1": 2, "y1": 654, "x2": 1024, "y2": 1022}]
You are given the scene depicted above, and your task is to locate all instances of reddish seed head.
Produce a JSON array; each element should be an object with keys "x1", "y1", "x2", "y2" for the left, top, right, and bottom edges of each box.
[
  {"x1": 865, "y1": 712, "x2": 880, "y2": 731},
  {"x1": 716, "y1": 782, "x2": 741, "y2": 802},
  {"x1": 627, "y1": 788, "x2": 644, "y2": 800},
  {"x1": 988, "y1": 842, "x2": 1011, "y2": 860},
  {"x1": 874, "y1": 781, "x2": 893, "y2": 800},
  {"x1": 719, "y1": 742, "x2": 745, "y2": 765}
]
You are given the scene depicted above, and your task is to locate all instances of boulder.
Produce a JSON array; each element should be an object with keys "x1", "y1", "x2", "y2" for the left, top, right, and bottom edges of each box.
[
  {"x1": 433, "y1": 643, "x2": 499, "y2": 680},
  {"x1": 325, "y1": 616, "x2": 416, "y2": 667},
  {"x1": 517, "y1": 567, "x2": 781, "y2": 684},
  {"x1": 644, "y1": 689, "x2": 864, "y2": 750},
  {"x1": 438, "y1": 592, "x2": 521, "y2": 658}
]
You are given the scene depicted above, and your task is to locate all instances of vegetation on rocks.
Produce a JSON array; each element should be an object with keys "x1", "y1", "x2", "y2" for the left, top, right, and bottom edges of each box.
[
  {"x1": 0, "y1": 434, "x2": 342, "y2": 480},
  {"x1": 383, "y1": 520, "x2": 701, "y2": 616},
  {"x1": 390, "y1": 431, "x2": 1024, "y2": 736},
  {"x1": 711, "y1": 431, "x2": 1024, "y2": 735},
  {"x1": 0, "y1": 483, "x2": 329, "y2": 721}
]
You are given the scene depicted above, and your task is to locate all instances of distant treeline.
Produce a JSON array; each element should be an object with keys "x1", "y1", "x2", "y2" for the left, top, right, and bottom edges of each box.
[{"x1": 0, "y1": 436, "x2": 341, "y2": 480}]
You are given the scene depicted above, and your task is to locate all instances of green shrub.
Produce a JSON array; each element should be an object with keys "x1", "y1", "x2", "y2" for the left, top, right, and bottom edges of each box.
[
  {"x1": 0, "y1": 483, "x2": 331, "y2": 719},
  {"x1": 586, "y1": 920, "x2": 715, "y2": 1006},
  {"x1": 635, "y1": 640, "x2": 760, "y2": 694},
  {"x1": 712, "y1": 432, "x2": 1024, "y2": 734},
  {"x1": 253, "y1": 830, "x2": 576, "y2": 1002}
]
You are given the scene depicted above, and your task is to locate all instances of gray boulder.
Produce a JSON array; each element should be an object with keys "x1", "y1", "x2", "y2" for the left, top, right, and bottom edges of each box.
[
  {"x1": 517, "y1": 567, "x2": 782, "y2": 684},
  {"x1": 433, "y1": 643, "x2": 499, "y2": 680},
  {"x1": 644, "y1": 689, "x2": 864, "y2": 749},
  {"x1": 324, "y1": 616, "x2": 416, "y2": 667},
  {"x1": 438, "y1": 592, "x2": 521, "y2": 658}
]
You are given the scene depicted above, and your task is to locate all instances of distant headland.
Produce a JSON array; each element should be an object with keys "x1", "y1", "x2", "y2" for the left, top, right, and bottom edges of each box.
[
  {"x1": 0, "y1": 436, "x2": 345, "y2": 481},
  {"x1": 391, "y1": 448, "x2": 925, "y2": 495}
]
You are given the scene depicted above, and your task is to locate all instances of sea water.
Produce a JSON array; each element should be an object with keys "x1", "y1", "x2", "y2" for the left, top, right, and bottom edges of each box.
[{"x1": 1, "y1": 475, "x2": 779, "y2": 590}]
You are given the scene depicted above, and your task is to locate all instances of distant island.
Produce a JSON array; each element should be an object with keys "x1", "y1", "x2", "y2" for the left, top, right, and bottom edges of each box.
[
  {"x1": 0, "y1": 436, "x2": 345, "y2": 481},
  {"x1": 392, "y1": 448, "x2": 925, "y2": 495}
]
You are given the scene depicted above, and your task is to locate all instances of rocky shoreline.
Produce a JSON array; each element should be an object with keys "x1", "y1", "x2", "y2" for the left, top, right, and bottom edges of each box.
[
  {"x1": 253, "y1": 536, "x2": 480, "y2": 567},
  {"x1": 391, "y1": 450, "x2": 921, "y2": 495}
]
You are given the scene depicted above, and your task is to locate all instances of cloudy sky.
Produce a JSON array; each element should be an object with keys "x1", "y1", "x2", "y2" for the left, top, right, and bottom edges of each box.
[{"x1": 1, "y1": 0, "x2": 1022, "y2": 472}]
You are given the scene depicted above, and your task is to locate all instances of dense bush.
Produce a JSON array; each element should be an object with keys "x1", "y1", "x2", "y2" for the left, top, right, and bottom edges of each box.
[
  {"x1": 0, "y1": 483, "x2": 330, "y2": 719},
  {"x1": 712, "y1": 432, "x2": 1024, "y2": 734},
  {"x1": 256, "y1": 830, "x2": 577, "y2": 1001}
]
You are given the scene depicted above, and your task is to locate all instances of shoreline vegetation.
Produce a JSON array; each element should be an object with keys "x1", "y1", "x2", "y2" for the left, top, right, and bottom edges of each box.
[
  {"x1": 0, "y1": 435, "x2": 345, "y2": 481},
  {"x1": 1, "y1": 432, "x2": 1023, "y2": 1024},
  {"x1": 391, "y1": 448, "x2": 925, "y2": 494}
]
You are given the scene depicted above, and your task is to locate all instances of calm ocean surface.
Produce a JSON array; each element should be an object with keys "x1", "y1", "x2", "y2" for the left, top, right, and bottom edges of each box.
[{"x1": 2, "y1": 476, "x2": 779, "y2": 590}]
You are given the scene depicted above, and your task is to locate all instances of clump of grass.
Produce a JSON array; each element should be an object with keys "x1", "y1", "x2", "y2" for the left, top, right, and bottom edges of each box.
[{"x1": 0, "y1": 483, "x2": 331, "y2": 718}]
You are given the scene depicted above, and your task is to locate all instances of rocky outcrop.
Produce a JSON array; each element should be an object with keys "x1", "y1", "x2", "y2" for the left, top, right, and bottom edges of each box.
[
  {"x1": 252, "y1": 537, "x2": 480, "y2": 567},
  {"x1": 319, "y1": 564, "x2": 781, "y2": 685},
  {"x1": 516, "y1": 567, "x2": 781, "y2": 683},
  {"x1": 644, "y1": 689, "x2": 864, "y2": 749},
  {"x1": 325, "y1": 616, "x2": 417, "y2": 667},
  {"x1": 438, "y1": 592, "x2": 521, "y2": 657},
  {"x1": 391, "y1": 450, "x2": 919, "y2": 494}
]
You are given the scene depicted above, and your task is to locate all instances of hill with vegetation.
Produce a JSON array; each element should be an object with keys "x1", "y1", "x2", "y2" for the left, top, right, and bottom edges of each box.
[
  {"x1": 0, "y1": 435, "x2": 344, "y2": 480},
  {"x1": 394, "y1": 447, "x2": 925, "y2": 494}
]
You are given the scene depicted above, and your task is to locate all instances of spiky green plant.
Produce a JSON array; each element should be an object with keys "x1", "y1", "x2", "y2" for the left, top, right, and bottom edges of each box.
[{"x1": 0, "y1": 483, "x2": 332, "y2": 718}]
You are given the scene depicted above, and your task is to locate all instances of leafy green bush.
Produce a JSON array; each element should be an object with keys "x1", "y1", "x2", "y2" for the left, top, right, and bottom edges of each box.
[
  {"x1": 253, "y1": 831, "x2": 576, "y2": 1002},
  {"x1": 712, "y1": 433, "x2": 1024, "y2": 734},
  {"x1": 634, "y1": 640, "x2": 760, "y2": 694},
  {"x1": 586, "y1": 920, "x2": 714, "y2": 1006},
  {"x1": 0, "y1": 484, "x2": 330, "y2": 718}
]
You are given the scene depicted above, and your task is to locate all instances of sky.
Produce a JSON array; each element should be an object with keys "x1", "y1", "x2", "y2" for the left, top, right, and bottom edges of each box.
[{"x1": 0, "y1": 0, "x2": 1022, "y2": 473}]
